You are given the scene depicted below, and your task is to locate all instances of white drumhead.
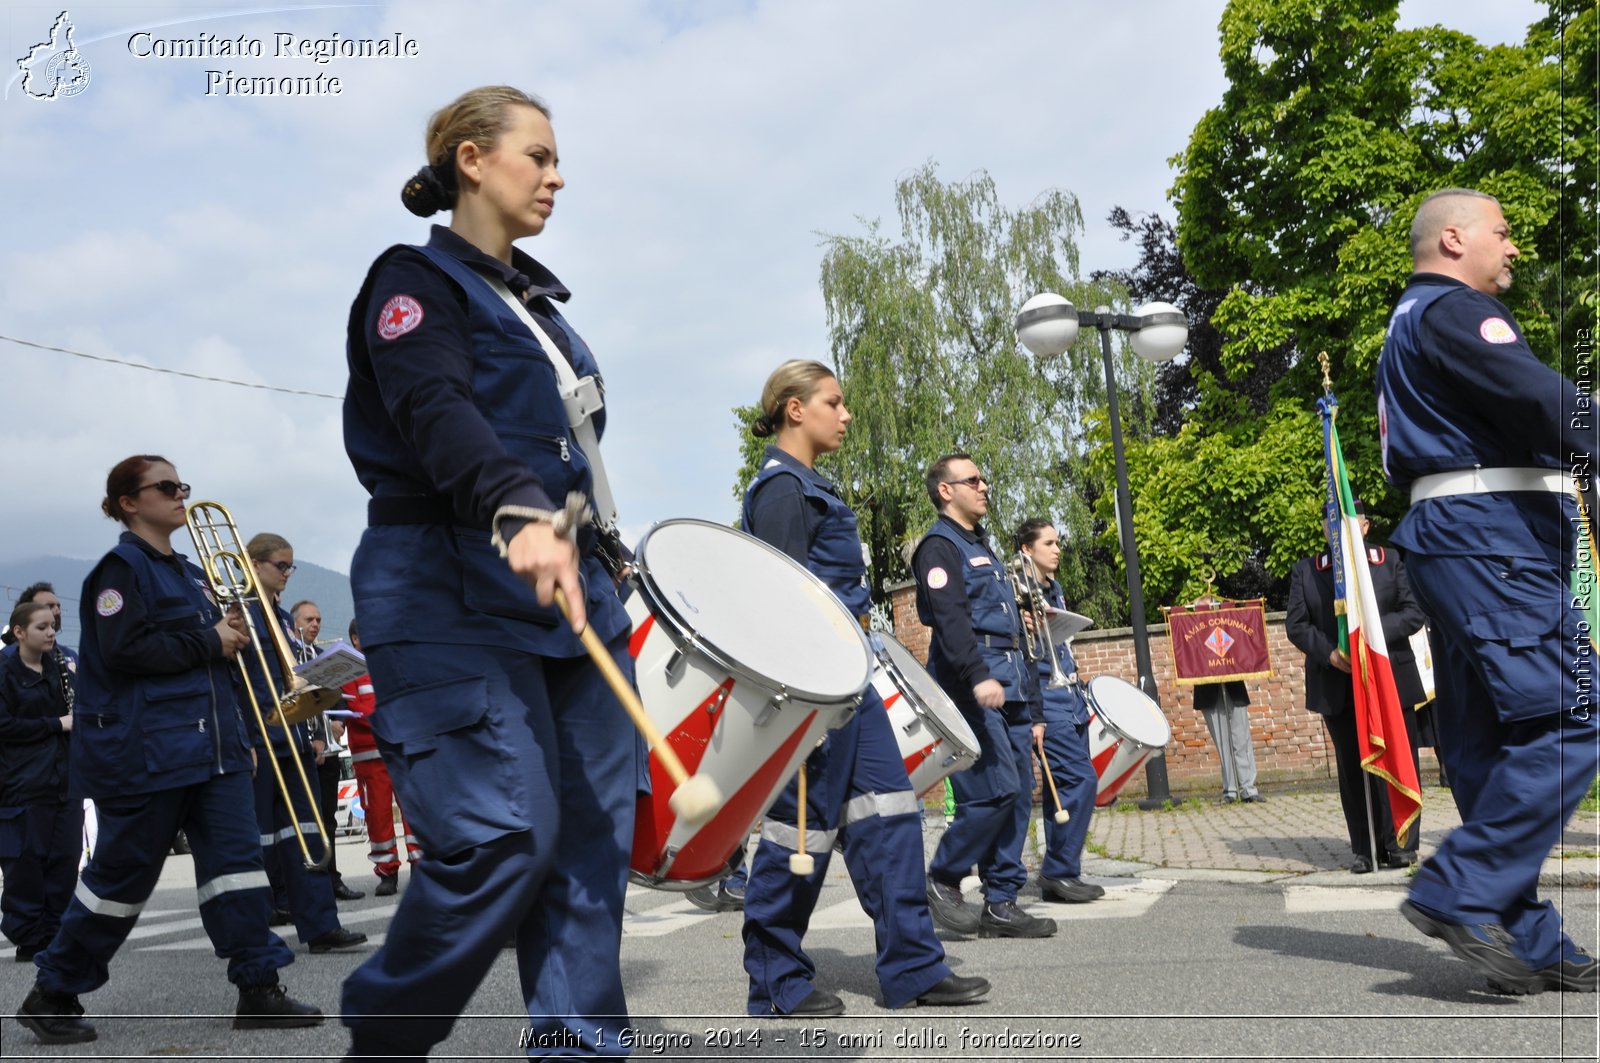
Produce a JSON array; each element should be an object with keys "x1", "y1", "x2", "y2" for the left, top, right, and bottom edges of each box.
[
  {"x1": 1087, "y1": 675, "x2": 1171, "y2": 748},
  {"x1": 634, "y1": 519, "x2": 870, "y2": 702},
  {"x1": 876, "y1": 635, "x2": 976, "y2": 749}
]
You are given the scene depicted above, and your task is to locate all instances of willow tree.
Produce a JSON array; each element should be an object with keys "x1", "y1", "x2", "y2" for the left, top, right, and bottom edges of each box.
[{"x1": 733, "y1": 162, "x2": 1156, "y2": 625}]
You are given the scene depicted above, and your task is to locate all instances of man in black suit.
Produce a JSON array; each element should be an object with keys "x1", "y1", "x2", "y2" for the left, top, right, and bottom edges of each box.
[{"x1": 1285, "y1": 502, "x2": 1427, "y2": 873}]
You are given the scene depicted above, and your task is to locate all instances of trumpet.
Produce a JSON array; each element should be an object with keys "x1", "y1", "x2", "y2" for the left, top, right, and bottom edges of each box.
[
  {"x1": 1008, "y1": 552, "x2": 1072, "y2": 689},
  {"x1": 185, "y1": 499, "x2": 340, "y2": 871}
]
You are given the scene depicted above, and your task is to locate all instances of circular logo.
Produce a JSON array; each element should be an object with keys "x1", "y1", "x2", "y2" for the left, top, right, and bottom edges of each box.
[
  {"x1": 1479, "y1": 317, "x2": 1517, "y2": 344},
  {"x1": 376, "y1": 295, "x2": 424, "y2": 341},
  {"x1": 925, "y1": 566, "x2": 949, "y2": 590},
  {"x1": 44, "y1": 50, "x2": 91, "y2": 98},
  {"x1": 96, "y1": 589, "x2": 124, "y2": 617}
]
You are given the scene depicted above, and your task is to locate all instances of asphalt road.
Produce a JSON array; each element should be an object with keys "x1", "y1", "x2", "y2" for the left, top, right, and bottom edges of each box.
[{"x1": 3, "y1": 835, "x2": 1596, "y2": 1061}]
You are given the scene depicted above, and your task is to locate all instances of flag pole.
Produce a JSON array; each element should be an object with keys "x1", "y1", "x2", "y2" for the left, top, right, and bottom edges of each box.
[{"x1": 1319, "y1": 352, "x2": 1382, "y2": 871}]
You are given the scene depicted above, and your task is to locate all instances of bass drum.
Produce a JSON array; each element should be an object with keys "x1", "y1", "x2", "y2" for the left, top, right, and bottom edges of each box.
[{"x1": 626, "y1": 519, "x2": 872, "y2": 888}]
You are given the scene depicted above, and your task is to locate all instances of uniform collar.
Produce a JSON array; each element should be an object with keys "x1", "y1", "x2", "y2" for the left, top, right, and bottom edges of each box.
[
  {"x1": 937, "y1": 513, "x2": 986, "y2": 543},
  {"x1": 1407, "y1": 272, "x2": 1469, "y2": 290},
  {"x1": 118, "y1": 529, "x2": 190, "y2": 566},
  {"x1": 760, "y1": 445, "x2": 837, "y2": 492},
  {"x1": 426, "y1": 225, "x2": 571, "y2": 304}
]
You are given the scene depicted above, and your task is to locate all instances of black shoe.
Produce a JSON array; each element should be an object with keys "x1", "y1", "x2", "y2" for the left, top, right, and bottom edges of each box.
[
  {"x1": 307, "y1": 927, "x2": 368, "y2": 953},
  {"x1": 1242, "y1": 793, "x2": 1266, "y2": 803},
  {"x1": 685, "y1": 885, "x2": 722, "y2": 911},
  {"x1": 1490, "y1": 950, "x2": 1599, "y2": 995},
  {"x1": 374, "y1": 875, "x2": 399, "y2": 898},
  {"x1": 1350, "y1": 856, "x2": 1373, "y2": 874},
  {"x1": 926, "y1": 876, "x2": 980, "y2": 935},
  {"x1": 1383, "y1": 851, "x2": 1418, "y2": 870},
  {"x1": 170, "y1": 830, "x2": 191, "y2": 855},
  {"x1": 719, "y1": 879, "x2": 746, "y2": 910},
  {"x1": 269, "y1": 908, "x2": 292, "y2": 926},
  {"x1": 778, "y1": 987, "x2": 844, "y2": 1018},
  {"x1": 332, "y1": 879, "x2": 366, "y2": 902},
  {"x1": 908, "y1": 972, "x2": 991, "y2": 1007},
  {"x1": 1040, "y1": 875, "x2": 1104, "y2": 903},
  {"x1": 14, "y1": 944, "x2": 40, "y2": 962},
  {"x1": 1399, "y1": 900, "x2": 1540, "y2": 992},
  {"x1": 233, "y1": 983, "x2": 323, "y2": 1029},
  {"x1": 17, "y1": 987, "x2": 97, "y2": 1044},
  {"x1": 978, "y1": 900, "x2": 1056, "y2": 939}
]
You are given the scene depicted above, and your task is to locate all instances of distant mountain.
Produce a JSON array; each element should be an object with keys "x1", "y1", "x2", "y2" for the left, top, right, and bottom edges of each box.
[{"x1": 1, "y1": 555, "x2": 353, "y2": 651}]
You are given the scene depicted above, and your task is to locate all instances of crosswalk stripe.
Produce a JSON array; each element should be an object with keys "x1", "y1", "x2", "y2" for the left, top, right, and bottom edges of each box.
[{"x1": 1283, "y1": 884, "x2": 1404, "y2": 913}]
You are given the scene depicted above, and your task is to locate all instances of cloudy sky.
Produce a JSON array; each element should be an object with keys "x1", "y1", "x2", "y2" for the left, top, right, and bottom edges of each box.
[{"x1": 1, "y1": 0, "x2": 1544, "y2": 579}]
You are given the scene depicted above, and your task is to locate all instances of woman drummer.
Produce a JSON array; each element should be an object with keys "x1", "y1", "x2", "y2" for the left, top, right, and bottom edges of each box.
[
  {"x1": 340, "y1": 85, "x2": 642, "y2": 1056},
  {"x1": 14, "y1": 455, "x2": 318, "y2": 1046},
  {"x1": 1015, "y1": 517, "x2": 1104, "y2": 904},
  {"x1": 0, "y1": 602, "x2": 80, "y2": 965},
  {"x1": 739, "y1": 359, "x2": 990, "y2": 1017}
]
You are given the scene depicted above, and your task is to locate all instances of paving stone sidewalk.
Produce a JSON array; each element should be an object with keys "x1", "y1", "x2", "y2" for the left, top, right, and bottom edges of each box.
[{"x1": 1076, "y1": 785, "x2": 1600, "y2": 885}]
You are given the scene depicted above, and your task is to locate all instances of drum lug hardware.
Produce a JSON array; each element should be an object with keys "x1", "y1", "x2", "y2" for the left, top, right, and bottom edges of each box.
[
  {"x1": 705, "y1": 683, "x2": 730, "y2": 717},
  {"x1": 665, "y1": 638, "x2": 698, "y2": 684},
  {"x1": 754, "y1": 691, "x2": 788, "y2": 728}
]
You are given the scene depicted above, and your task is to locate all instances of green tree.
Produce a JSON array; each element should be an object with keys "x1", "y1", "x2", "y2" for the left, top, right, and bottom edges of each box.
[
  {"x1": 730, "y1": 162, "x2": 1156, "y2": 625},
  {"x1": 1113, "y1": 0, "x2": 1595, "y2": 610}
]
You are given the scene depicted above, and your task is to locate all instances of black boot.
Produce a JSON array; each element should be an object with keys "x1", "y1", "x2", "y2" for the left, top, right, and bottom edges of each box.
[
  {"x1": 234, "y1": 983, "x2": 324, "y2": 1029},
  {"x1": 17, "y1": 986, "x2": 97, "y2": 1044}
]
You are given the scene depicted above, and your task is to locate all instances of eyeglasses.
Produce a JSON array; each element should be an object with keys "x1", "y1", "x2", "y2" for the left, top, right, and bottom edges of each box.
[
  {"x1": 267, "y1": 561, "x2": 297, "y2": 575},
  {"x1": 942, "y1": 475, "x2": 989, "y2": 490},
  {"x1": 132, "y1": 480, "x2": 191, "y2": 499}
]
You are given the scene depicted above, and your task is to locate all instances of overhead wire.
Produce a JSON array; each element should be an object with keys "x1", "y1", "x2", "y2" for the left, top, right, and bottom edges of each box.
[{"x1": 0, "y1": 334, "x2": 340, "y2": 400}]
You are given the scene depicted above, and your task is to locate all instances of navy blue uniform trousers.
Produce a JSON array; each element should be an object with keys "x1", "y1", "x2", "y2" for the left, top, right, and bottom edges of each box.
[
  {"x1": 252, "y1": 751, "x2": 340, "y2": 944},
  {"x1": 0, "y1": 801, "x2": 84, "y2": 952},
  {"x1": 34, "y1": 771, "x2": 292, "y2": 994},
  {"x1": 743, "y1": 687, "x2": 949, "y2": 1013},
  {"x1": 1038, "y1": 713, "x2": 1096, "y2": 881},
  {"x1": 1405, "y1": 551, "x2": 1599, "y2": 970},
  {"x1": 341, "y1": 640, "x2": 639, "y2": 1058},
  {"x1": 929, "y1": 700, "x2": 1033, "y2": 904}
]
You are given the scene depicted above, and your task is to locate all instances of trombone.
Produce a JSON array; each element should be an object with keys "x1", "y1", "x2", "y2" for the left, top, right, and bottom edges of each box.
[
  {"x1": 1008, "y1": 552, "x2": 1072, "y2": 690},
  {"x1": 185, "y1": 499, "x2": 340, "y2": 872}
]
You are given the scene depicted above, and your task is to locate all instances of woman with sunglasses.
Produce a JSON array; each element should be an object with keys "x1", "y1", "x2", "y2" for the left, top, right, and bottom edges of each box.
[
  {"x1": 15, "y1": 456, "x2": 320, "y2": 1046},
  {"x1": 739, "y1": 359, "x2": 991, "y2": 1017},
  {"x1": 238, "y1": 533, "x2": 366, "y2": 958},
  {"x1": 340, "y1": 85, "x2": 643, "y2": 1058},
  {"x1": 0, "y1": 601, "x2": 81, "y2": 965}
]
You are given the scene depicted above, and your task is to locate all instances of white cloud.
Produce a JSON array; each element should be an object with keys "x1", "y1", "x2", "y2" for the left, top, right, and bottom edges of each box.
[{"x1": 0, "y1": 0, "x2": 1544, "y2": 573}]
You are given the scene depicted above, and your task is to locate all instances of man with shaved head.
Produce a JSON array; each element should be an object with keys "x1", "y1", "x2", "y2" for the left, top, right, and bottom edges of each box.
[{"x1": 1377, "y1": 188, "x2": 1597, "y2": 996}]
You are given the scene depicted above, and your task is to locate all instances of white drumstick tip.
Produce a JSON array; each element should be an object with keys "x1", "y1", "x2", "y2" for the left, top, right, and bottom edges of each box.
[
  {"x1": 667, "y1": 774, "x2": 722, "y2": 825},
  {"x1": 788, "y1": 852, "x2": 815, "y2": 876},
  {"x1": 1053, "y1": 810, "x2": 1071, "y2": 824}
]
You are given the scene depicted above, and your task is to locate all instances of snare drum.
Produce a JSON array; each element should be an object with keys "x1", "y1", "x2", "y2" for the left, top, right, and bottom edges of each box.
[
  {"x1": 870, "y1": 635, "x2": 980, "y2": 795},
  {"x1": 1085, "y1": 675, "x2": 1172, "y2": 807},
  {"x1": 626, "y1": 519, "x2": 872, "y2": 888}
]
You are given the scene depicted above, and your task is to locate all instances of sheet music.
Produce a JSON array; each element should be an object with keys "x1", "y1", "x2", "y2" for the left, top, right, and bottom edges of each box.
[{"x1": 293, "y1": 642, "x2": 367, "y2": 690}]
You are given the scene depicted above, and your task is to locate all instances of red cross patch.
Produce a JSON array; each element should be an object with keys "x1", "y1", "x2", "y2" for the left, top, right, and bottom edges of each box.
[{"x1": 376, "y1": 295, "x2": 424, "y2": 341}]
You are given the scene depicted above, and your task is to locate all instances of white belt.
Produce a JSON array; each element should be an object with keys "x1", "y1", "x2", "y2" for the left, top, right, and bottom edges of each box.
[{"x1": 1410, "y1": 467, "x2": 1569, "y2": 503}]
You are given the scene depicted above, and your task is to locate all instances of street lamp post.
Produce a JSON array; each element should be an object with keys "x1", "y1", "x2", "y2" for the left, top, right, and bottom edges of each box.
[{"x1": 1015, "y1": 294, "x2": 1187, "y2": 808}]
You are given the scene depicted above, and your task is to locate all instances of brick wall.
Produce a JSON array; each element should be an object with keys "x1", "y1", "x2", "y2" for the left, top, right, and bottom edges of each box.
[{"x1": 886, "y1": 580, "x2": 1436, "y2": 799}]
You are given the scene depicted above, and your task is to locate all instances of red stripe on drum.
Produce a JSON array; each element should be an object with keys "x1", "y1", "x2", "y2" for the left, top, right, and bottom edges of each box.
[{"x1": 628, "y1": 613, "x2": 656, "y2": 660}]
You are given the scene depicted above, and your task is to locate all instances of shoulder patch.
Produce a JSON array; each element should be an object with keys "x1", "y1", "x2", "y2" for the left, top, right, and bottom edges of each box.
[
  {"x1": 925, "y1": 566, "x2": 949, "y2": 590},
  {"x1": 1368, "y1": 546, "x2": 1386, "y2": 564},
  {"x1": 1315, "y1": 554, "x2": 1331, "y2": 571},
  {"x1": 1478, "y1": 317, "x2": 1517, "y2": 344},
  {"x1": 95, "y1": 589, "x2": 124, "y2": 617},
  {"x1": 376, "y1": 294, "x2": 424, "y2": 341}
]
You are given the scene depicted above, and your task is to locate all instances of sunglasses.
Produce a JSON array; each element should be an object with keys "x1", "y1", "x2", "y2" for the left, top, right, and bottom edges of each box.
[
  {"x1": 132, "y1": 480, "x2": 191, "y2": 499},
  {"x1": 942, "y1": 475, "x2": 989, "y2": 490}
]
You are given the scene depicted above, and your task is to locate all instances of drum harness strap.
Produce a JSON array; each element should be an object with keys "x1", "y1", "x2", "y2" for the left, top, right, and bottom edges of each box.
[{"x1": 483, "y1": 277, "x2": 620, "y2": 559}]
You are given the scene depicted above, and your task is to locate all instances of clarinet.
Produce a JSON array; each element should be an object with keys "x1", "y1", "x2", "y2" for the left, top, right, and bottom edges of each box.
[{"x1": 52, "y1": 647, "x2": 75, "y2": 715}]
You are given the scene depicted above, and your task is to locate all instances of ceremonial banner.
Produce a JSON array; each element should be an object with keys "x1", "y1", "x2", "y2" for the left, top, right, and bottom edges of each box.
[
  {"x1": 1167, "y1": 600, "x2": 1273, "y2": 685},
  {"x1": 1319, "y1": 392, "x2": 1422, "y2": 847}
]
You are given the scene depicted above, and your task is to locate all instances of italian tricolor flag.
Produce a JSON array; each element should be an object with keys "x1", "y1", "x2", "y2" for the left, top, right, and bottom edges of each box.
[{"x1": 1320, "y1": 395, "x2": 1422, "y2": 847}]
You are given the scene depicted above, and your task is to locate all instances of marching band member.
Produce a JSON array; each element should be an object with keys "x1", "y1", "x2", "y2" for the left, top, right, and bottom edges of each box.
[
  {"x1": 15, "y1": 456, "x2": 318, "y2": 1045},
  {"x1": 291, "y1": 599, "x2": 365, "y2": 903},
  {"x1": 339, "y1": 619, "x2": 421, "y2": 897},
  {"x1": 239, "y1": 534, "x2": 366, "y2": 955},
  {"x1": 1014, "y1": 519, "x2": 1104, "y2": 903},
  {"x1": 740, "y1": 360, "x2": 991, "y2": 1017},
  {"x1": 0, "y1": 602, "x2": 82, "y2": 962},
  {"x1": 340, "y1": 85, "x2": 642, "y2": 1057},
  {"x1": 915, "y1": 455, "x2": 1056, "y2": 939},
  {"x1": 1379, "y1": 188, "x2": 1598, "y2": 993}
]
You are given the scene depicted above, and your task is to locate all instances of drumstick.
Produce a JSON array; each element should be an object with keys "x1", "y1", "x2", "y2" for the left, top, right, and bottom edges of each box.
[
  {"x1": 1035, "y1": 741, "x2": 1070, "y2": 824},
  {"x1": 789, "y1": 765, "x2": 815, "y2": 875},
  {"x1": 553, "y1": 588, "x2": 721, "y2": 824}
]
